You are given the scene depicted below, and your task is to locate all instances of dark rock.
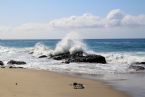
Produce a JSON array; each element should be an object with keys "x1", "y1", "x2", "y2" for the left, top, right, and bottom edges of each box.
[
  {"x1": 67, "y1": 54, "x2": 106, "y2": 64},
  {"x1": 7, "y1": 60, "x2": 26, "y2": 65},
  {"x1": 51, "y1": 51, "x2": 106, "y2": 64},
  {"x1": 71, "y1": 51, "x2": 83, "y2": 58},
  {"x1": 129, "y1": 65, "x2": 145, "y2": 71},
  {"x1": 51, "y1": 51, "x2": 83, "y2": 60},
  {"x1": 64, "y1": 59, "x2": 70, "y2": 64},
  {"x1": 38, "y1": 55, "x2": 47, "y2": 58},
  {"x1": 129, "y1": 62, "x2": 145, "y2": 71},
  {"x1": 73, "y1": 82, "x2": 85, "y2": 89},
  {"x1": 51, "y1": 52, "x2": 71, "y2": 60},
  {"x1": 85, "y1": 54, "x2": 106, "y2": 63},
  {"x1": 9, "y1": 66, "x2": 24, "y2": 69},
  {"x1": 141, "y1": 62, "x2": 145, "y2": 64},
  {"x1": 62, "y1": 60, "x2": 70, "y2": 64},
  {"x1": 134, "y1": 62, "x2": 145, "y2": 64},
  {"x1": 29, "y1": 52, "x2": 33, "y2": 54},
  {"x1": 73, "y1": 82, "x2": 78, "y2": 86},
  {"x1": 9, "y1": 66, "x2": 15, "y2": 68},
  {"x1": 0, "y1": 61, "x2": 4, "y2": 66}
]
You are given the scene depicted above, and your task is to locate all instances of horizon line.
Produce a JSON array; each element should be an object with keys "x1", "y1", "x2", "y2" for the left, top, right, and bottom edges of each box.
[{"x1": 1, "y1": 38, "x2": 145, "y2": 40}]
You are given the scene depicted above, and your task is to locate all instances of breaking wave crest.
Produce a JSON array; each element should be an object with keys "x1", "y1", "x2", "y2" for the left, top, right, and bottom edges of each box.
[
  {"x1": 53, "y1": 31, "x2": 86, "y2": 55},
  {"x1": 32, "y1": 42, "x2": 53, "y2": 57},
  {"x1": 31, "y1": 32, "x2": 87, "y2": 57}
]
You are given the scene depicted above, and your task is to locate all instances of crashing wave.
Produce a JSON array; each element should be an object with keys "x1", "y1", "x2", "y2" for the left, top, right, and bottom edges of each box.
[
  {"x1": 32, "y1": 42, "x2": 53, "y2": 57},
  {"x1": 53, "y1": 31, "x2": 86, "y2": 55}
]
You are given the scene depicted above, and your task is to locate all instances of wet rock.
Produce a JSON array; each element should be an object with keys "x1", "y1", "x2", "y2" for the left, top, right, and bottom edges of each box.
[
  {"x1": 129, "y1": 65, "x2": 145, "y2": 71},
  {"x1": 73, "y1": 82, "x2": 85, "y2": 89},
  {"x1": 51, "y1": 52, "x2": 71, "y2": 60},
  {"x1": 71, "y1": 51, "x2": 83, "y2": 58},
  {"x1": 134, "y1": 62, "x2": 145, "y2": 64},
  {"x1": 67, "y1": 54, "x2": 106, "y2": 63},
  {"x1": 84, "y1": 54, "x2": 106, "y2": 63},
  {"x1": 64, "y1": 60, "x2": 70, "y2": 64},
  {"x1": 38, "y1": 55, "x2": 47, "y2": 58},
  {"x1": 51, "y1": 51, "x2": 106, "y2": 64},
  {"x1": 129, "y1": 62, "x2": 145, "y2": 71},
  {"x1": 9, "y1": 66, "x2": 24, "y2": 69},
  {"x1": 29, "y1": 52, "x2": 33, "y2": 54},
  {"x1": 0, "y1": 61, "x2": 4, "y2": 66},
  {"x1": 7, "y1": 60, "x2": 26, "y2": 65}
]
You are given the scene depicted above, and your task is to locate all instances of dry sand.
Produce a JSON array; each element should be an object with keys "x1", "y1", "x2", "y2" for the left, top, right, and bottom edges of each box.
[{"x1": 0, "y1": 68, "x2": 130, "y2": 97}]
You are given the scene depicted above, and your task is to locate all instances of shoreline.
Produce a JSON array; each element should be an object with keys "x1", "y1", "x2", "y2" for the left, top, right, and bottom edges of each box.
[
  {"x1": 49, "y1": 71, "x2": 132, "y2": 97},
  {"x1": 0, "y1": 68, "x2": 130, "y2": 97}
]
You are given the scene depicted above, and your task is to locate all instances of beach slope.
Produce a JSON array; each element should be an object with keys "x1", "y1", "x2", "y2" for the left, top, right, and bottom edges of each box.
[{"x1": 0, "y1": 69, "x2": 129, "y2": 97}]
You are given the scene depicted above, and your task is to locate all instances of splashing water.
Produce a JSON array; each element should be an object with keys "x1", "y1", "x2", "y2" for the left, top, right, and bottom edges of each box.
[
  {"x1": 53, "y1": 32, "x2": 86, "y2": 55},
  {"x1": 32, "y1": 42, "x2": 53, "y2": 57}
]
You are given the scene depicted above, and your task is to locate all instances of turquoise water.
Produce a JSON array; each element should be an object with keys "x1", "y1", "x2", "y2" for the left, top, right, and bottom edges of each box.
[{"x1": 1, "y1": 39, "x2": 145, "y2": 52}]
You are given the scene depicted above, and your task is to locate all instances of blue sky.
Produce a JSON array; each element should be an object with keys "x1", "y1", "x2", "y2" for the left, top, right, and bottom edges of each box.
[{"x1": 0, "y1": 0, "x2": 145, "y2": 39}]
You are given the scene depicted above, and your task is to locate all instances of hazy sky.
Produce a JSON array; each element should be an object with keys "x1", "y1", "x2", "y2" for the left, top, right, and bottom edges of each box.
[{"x1": 0, "y1": 0, "x2": 145, "y2": 39}]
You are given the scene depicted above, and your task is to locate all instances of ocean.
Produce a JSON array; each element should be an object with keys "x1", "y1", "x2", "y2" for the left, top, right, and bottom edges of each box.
[{"x1": 0, "y1": 38, "x2": 145, "y2": 97}]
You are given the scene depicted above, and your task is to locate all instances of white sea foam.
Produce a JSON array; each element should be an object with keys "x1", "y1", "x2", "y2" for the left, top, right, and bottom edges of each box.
[
  {"x1": 32, "y1": 42, "x2": 53, "y2": 57},
  {"x1": 1, "y1": 44, "x2": 145, "y2": 74},
  {"x1": 0, "y1": 36, "x2": 145, "y2": 74},
  {"x1": 101, "y1": 52, "x2": 145, "y2": 64},
  {"x1": 53, "y1": 31, "x2": 86, "y2": 55}
]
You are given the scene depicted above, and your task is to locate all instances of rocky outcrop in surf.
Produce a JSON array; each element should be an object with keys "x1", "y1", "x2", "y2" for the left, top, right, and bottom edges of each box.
[
  {"x1": 7, "y1": 60, "x2": 26, "y2": 65},
  {"x1": 34, "y1": 32, "x2": 107, "y2": 64},
  {"x1": 50, "y1": 51, "x2": 106, "y2": 64},
  {"x1": 129, "y1": 62, "x2": 145, "y2": 71},
  {"x1": 66, "y1": 54, "x2": 106, "y2": 64},
  {"x1": 0, "y1": 60, "x2": 25, "y2": 69},
  {"x1": 0, "y1": 61, "x2": 4, "y2": 66},
  {"x1": 38, "y1": 55, "x2": 48, "y2": 58}
]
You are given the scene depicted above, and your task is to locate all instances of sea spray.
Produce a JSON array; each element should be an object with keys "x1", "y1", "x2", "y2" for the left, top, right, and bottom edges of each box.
[
  {"x1": 31, "y1": 32, "x2": 87, "y2": 57},
  {"x1": 53, "y1": 31, "x2": 86, "y2": 55},
  {"x1": 33, "y1": 42, "x2": 53, "y2": 57}
]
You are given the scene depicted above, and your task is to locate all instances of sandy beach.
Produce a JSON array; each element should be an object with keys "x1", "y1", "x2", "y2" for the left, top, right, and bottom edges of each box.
[{"x1": 0, "y1": 68, "x2": 129, "y2": 97}]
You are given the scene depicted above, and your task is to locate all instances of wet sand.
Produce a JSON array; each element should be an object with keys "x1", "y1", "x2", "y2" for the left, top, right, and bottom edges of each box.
[{"x1": 0, "y1": 68, "x2": 130, "y2": 97}]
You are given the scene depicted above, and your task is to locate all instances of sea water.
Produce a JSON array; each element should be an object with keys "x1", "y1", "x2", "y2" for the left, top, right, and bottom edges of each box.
[{"x1": 0, "y1": 38, "x2": 145, "y2": 97}]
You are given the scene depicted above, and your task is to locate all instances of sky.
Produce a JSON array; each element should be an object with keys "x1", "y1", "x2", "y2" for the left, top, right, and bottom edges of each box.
[{"x1": 0, "y1": 0, "x2": 145, "y2": 39}]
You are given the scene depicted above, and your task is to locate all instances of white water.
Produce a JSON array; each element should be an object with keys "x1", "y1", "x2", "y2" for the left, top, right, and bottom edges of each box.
[
  {"x1": 32, "y1": 42, "x2": 53, "y2": 57},
  {"x1": 53, "y1": 31, "x2": 86, "y2": 55},
  {"x1": 0, "y1": 42, "x2": 145, "y2": 74}
]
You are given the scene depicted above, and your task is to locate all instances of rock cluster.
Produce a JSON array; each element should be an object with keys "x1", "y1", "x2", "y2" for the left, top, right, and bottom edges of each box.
[
  {"x1": 50, "y1": 51, "x2": 107, "y2": 64},
  {"x1": 0, "y1": 60, "x2": 26, "y2": 69},
  {"x1": 0, "y1": 61, "x2": 4, "y2": 66},
  {"x1": 7, "y1": 60, "x2": 26, "y2": 65}
]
